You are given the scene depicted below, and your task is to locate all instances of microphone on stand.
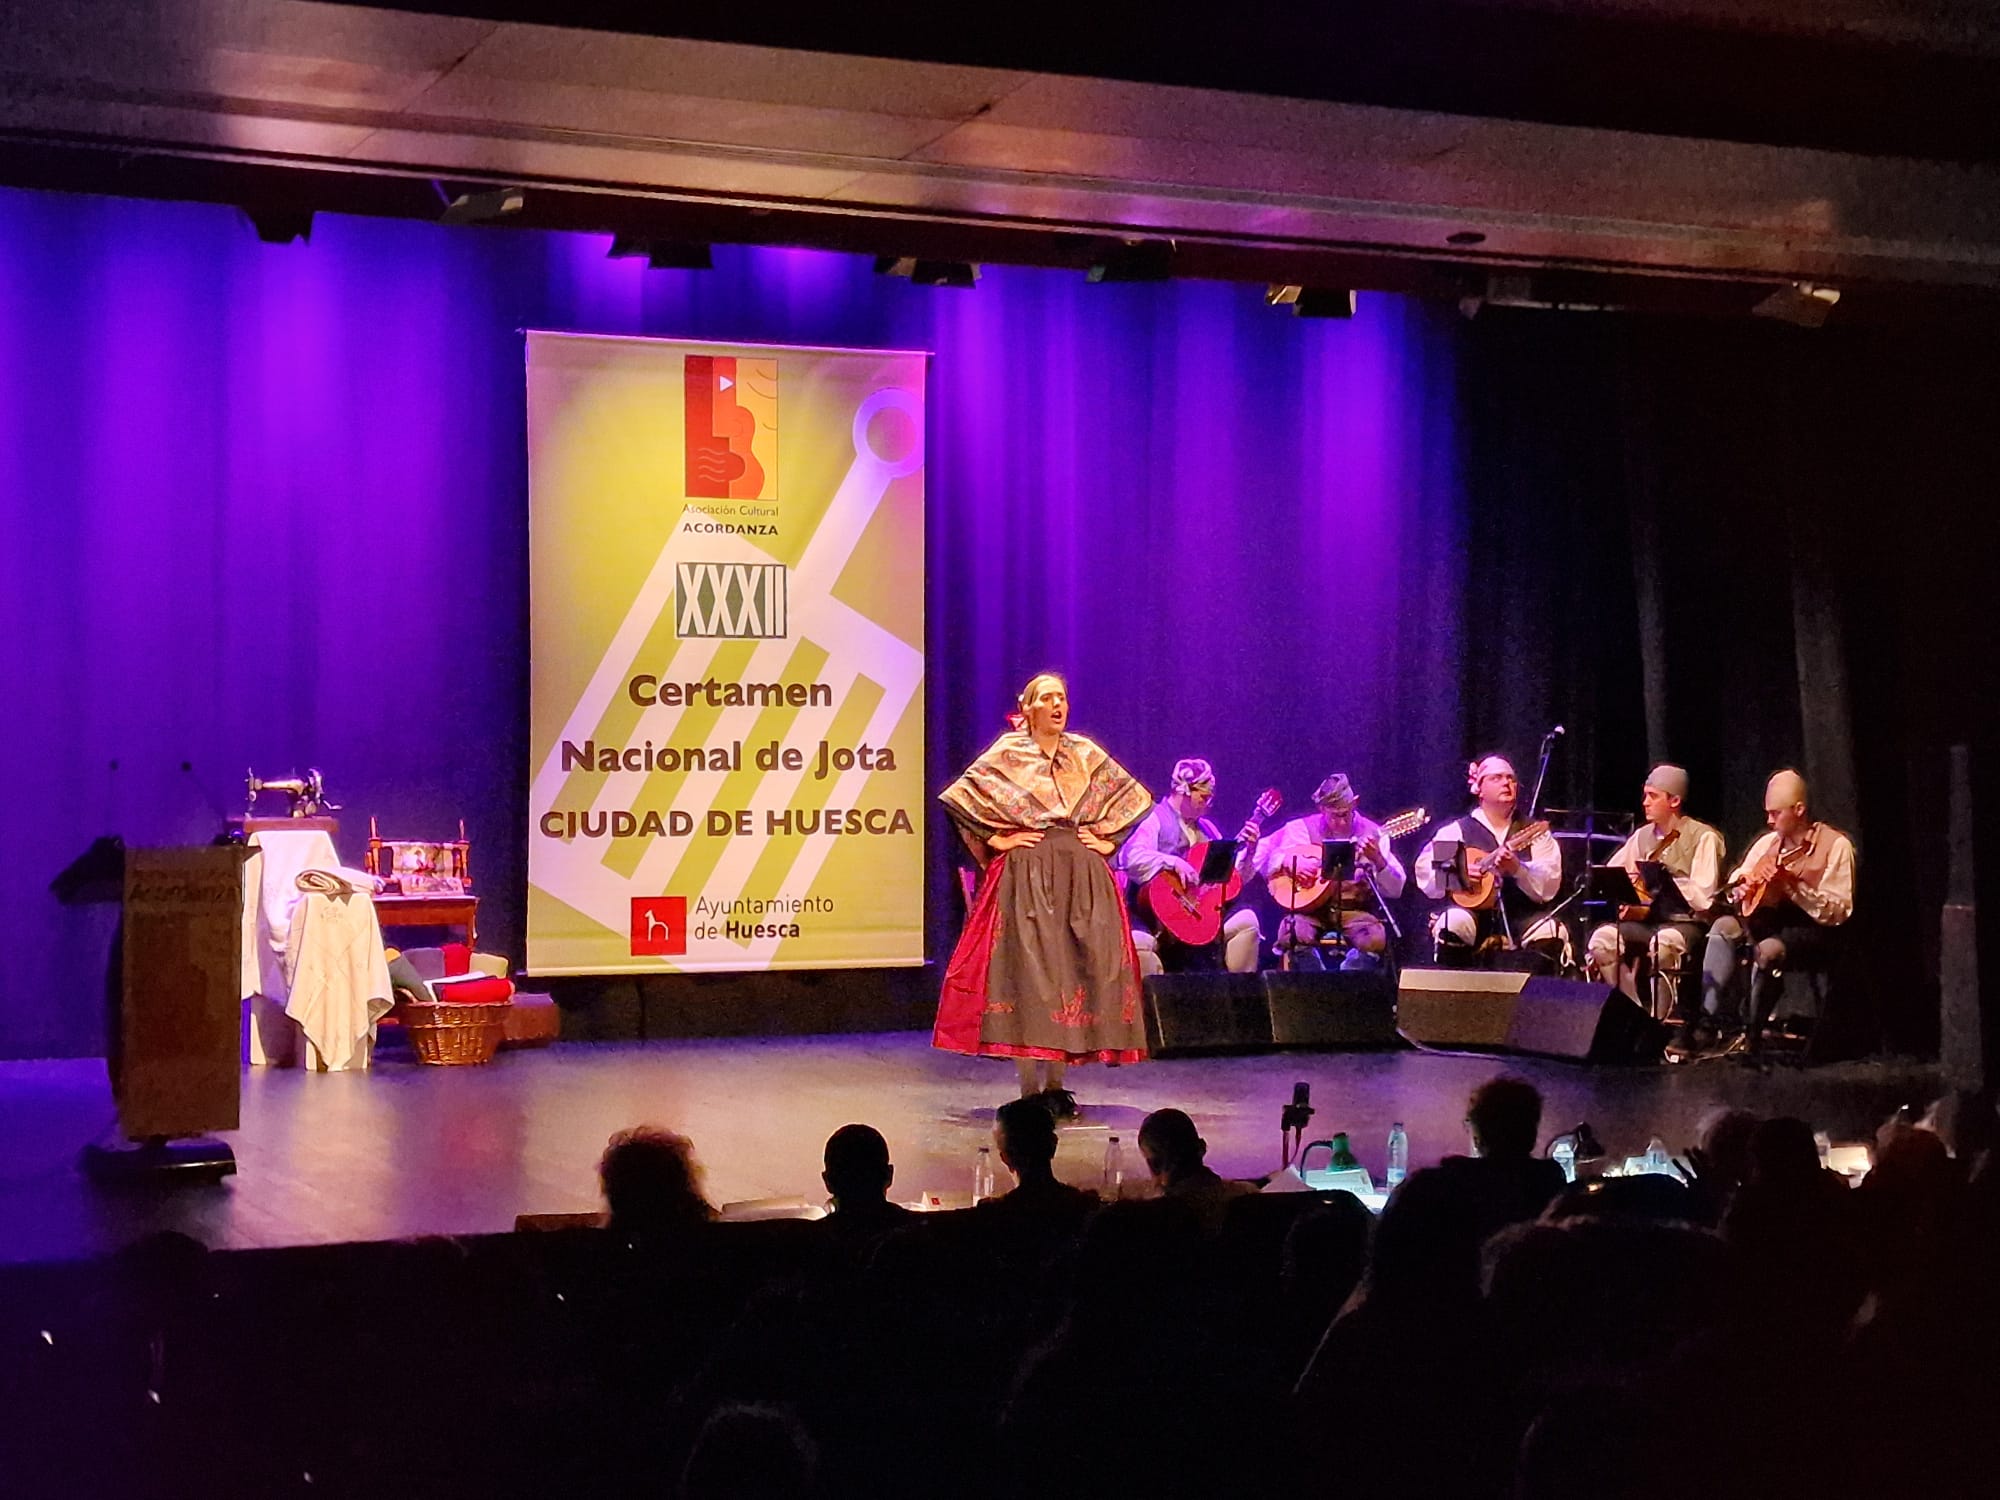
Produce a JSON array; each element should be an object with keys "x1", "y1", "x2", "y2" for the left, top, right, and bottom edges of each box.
[{"x1": 1543, "y1": 724, "x2": 1566, "y2": 744}]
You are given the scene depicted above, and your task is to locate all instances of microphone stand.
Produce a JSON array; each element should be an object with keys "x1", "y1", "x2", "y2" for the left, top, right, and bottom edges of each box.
[{"x1": 1527, "y1": 729, "x2": 1560, "y2": 823}]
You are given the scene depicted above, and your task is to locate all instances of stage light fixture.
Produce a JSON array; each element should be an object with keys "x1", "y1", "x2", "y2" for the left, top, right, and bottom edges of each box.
[
  {"x1": 608, "y1": 236, "x2": 713, "y2": 270},
  {"x1": 873, "y1": 255, "x2": 979, "y2": 287},
  {"x1": 438, "y1": 187, "x2": 525, "y2": 226},
  {"x1": 1751, "y1": 281, "x2": 1841, "y2": 328},
  {"x1": 1087, "y1": 240, "x2": 1174, "y2": 283},
  {"x1": 239, "y1": 207, "x2": 313, "y2": 245},
  {"x1": 1266, "y1": 284, "x2": 1356, "y2": 319}
]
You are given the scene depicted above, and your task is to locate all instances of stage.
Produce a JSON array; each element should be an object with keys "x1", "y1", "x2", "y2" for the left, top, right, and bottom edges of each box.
[{"x1": 0, "y1": 1031, "x2": 1938, "y2": 1267}]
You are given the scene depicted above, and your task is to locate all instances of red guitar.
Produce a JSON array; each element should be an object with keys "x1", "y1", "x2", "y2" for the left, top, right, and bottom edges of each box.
[{"x1": 1139, "y1": 788, "x2": 1282, "y2": 947}]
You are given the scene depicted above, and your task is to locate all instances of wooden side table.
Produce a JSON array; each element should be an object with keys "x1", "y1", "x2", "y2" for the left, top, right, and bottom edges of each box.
[{"x1": 372, "y1": 892, "x2": 479, "y2": 948}]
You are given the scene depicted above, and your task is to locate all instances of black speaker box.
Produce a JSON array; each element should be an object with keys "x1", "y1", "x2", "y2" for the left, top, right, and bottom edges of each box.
[
  {"x1": 1263, "y1": 970, "x2": 1401, "y2": 1048},
  {"x1": 1397, "y1": 969, "x2": 1666, "y2": 1063},
  {"x1": 1141, "y1": 973, "x2": 1273, "y2": 1056}
]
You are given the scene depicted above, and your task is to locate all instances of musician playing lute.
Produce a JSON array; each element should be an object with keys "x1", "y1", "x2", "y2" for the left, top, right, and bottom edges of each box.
[
  {"x1": 1414, "y1": 754, "x2": 1569, "y2": 969},
  {"x1": 1584, "y1": 764, "x2": 1727, "y2": 1026},
  {"x1": 1696, "y1": 769, "x2": 1856, "y2": 1056},
  {"x1": 1254, "y1": 772, "x2": 1407, "y2": 972},
  {"x1": 1118, "y1": 758, "x2": 1266, "y2": 975}
]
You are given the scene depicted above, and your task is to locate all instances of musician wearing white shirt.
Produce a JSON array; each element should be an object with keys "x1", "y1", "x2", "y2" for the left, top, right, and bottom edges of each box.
[
  {"x1": 1252, "y1": 772, "x2": 1407, "y2": 971},
  {"x1": 1414, "y1": 754, "x2": 1567, "y2": 968},
  {"x1": 1698, "y1": 769, "x2": 1856, "y2": 1054},
  {"x1": 1118, "y1": 758, "x2": 1264, "y2": 976},
  {"x1": 1584, "y1": 764, "x2": 1726, "y2": 1021}
]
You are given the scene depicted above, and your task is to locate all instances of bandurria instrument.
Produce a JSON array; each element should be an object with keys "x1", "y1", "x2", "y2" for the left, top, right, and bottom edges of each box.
[
  {"x1": 1449, "y1": 820, "x2": 1553, "y2": 910},
  {"x1": 1735, "y1": 827, "x2": 1815, "y2": 916},
  {"x1": 1267, "y1": 807, "x2": 1428, "y2": 914},
  {"x1": 1140, "y1": 787, "x2": 1282, "y2": 947}
]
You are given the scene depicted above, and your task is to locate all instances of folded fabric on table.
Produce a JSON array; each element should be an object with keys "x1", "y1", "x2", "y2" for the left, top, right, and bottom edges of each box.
[{"x1": 296, "y1": 865, "x2": 385, "y2": 896}]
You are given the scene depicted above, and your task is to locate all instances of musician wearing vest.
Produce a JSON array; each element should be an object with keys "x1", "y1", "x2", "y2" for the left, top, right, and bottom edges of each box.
[
  {"x1": 1414, "y1": 754, "x2": 1567, "y2": 967},
  {"x1": 1253, "y1": 773, "x2": 1407, "y2": 971},
  {"x1": 1583, "y1": 764, "x2": 1726, "y2": 1023},
  {"x1": 1118, "y1": 758, "x2": 1266, "y2": 976},
  {"x1": 1697, "y1": 769, "x2": 1856, "y2": 1055}
]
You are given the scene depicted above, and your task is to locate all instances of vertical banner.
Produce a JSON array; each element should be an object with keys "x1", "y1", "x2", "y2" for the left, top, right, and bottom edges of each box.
[{"x1": 526, "y1": 334, "x2": 926, "y2": 974}]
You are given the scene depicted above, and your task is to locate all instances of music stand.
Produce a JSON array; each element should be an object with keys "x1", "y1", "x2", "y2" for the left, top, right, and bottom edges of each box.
[
  {"x1": 1319, "y1": 839, "x2": 1356, "y2": 954},
  {"x1": 1582, "y1": 863, "x2": 1638, "y2": 919},
  {"x1": 1633, "y1": 861, "x2": 1693, "y2": 921},
  {"x1": 1196, "y1": 838, "x2": 1239, "y2": 884}
]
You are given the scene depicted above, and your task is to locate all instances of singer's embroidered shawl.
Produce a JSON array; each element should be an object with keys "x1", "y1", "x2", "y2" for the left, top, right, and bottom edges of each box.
[{"x1": 939, "y1": 731, "x2": 1151, "y2": 852}]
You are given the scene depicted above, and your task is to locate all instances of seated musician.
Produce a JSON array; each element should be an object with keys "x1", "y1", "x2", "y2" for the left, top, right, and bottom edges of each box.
[
  {"x1": 1118, "y1": 758, "x2": 1264, "y2": 975},
  {"x1": 1699, "y1": 769, "x2": 1856, "y2": 1055},
  {"x1": 1414, "y1": 754, "x2": 1567, "y2": 969},
  {"x1": 1253, "y1": 773, "x2": 1405, "y2": 971},
  {"x1": 1584, "y1": 764, "x2": 1725, "y2": 1023}
]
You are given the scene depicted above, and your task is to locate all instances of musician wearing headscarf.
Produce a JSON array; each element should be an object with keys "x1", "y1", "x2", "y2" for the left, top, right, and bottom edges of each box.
[
  {"x1": 1697, "y1": 769, "x2": 1856, "y2": 1054},
  {"x1": 1253, "y1": 772, "x2": 1406, "y2": 971},
  {"x1": 1584, "y1": 764, "x2": 1726, "y2": 1022},
  {"x1": 1414, "y1": 753, "x2": 1567, "y2": 968},
  {"x1": 934, "y1": 673, "x2": 1153, "y2": 1115},
  {"x1": 1117, "y1": 757, "x2": 1266, "y2": 975}
]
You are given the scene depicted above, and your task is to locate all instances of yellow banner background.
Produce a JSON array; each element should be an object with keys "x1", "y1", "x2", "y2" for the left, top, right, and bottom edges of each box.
[{"x1": 526, "y1": 333, "x2": 926, "y2": 974}]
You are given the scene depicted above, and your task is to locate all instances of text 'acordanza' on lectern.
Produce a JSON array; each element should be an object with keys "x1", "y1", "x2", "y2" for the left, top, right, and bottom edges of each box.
[{"x1": 58, "y1": 841, "x2": 248, "y2": 1179}]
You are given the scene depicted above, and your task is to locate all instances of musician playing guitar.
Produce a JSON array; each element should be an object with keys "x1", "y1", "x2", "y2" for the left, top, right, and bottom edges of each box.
[
  {"x1": 1253, "y1": 773, "x2": 1407, "y2": 972},
  {"x1": 1699, "y1": 769, "x2": 1856, "y2": 1056},
  {"x1": 1119, "y1": 758, "x2": 1268, "y2": 975},
  {"x1": 1584, "y1": 764, "x2": 1726, "y2": 1030},
  {"x1": 1414, "y1": 754, "x2": 1568, "y2": 969}
]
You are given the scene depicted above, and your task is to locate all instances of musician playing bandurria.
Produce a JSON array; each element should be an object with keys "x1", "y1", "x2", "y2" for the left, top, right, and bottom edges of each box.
[
  {"x1": 1584, "y1": 764, "x2": 1726, "y2": 1023},
  {"x1": 1414, "y1": 754, "x2": 1566, "y2": 968},
  {"x1": 1254, "y1": 773, "x2": 1406, "y2": 970},
  {"x1": 1699, "y1": 769, "x2": 1855, "y2": 1054},
  {"x1": 934, "y1": 673, "x2": 1153, "y2": 1116},
  {"x1": 1118, "y1": 758, "x2": 1265, "y2": 976}
]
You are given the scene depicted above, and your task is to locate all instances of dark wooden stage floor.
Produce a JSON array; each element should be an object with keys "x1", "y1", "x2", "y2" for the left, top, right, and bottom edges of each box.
[{"x1": 0, "y1": 1032, "x2": 1938, "y2": 1266}]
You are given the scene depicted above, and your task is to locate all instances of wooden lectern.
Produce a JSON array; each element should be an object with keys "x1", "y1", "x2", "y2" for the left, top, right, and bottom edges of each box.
[{"x1": 82, "y1": 845, "x2": 248, "y2": 1178}]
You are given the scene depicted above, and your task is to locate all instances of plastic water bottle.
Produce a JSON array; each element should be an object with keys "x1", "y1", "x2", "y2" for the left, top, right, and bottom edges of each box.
[
  {"x1": 1552, "y1": 1136, "x2": 1577, "y2": 1184},
  {"x1": 1102, "y1": 1135, "x2": 1125, "y2": 1198},
  {"x1": 1386, "y1": 1122, "x2": 1409, "y2": 1188},
  {"x1": 1329, "y1": 1132, "x2": 1359, "y2": 1169},
  {"x1": 971, "y1": 1146, "x2": 996, "y2": 1205}
]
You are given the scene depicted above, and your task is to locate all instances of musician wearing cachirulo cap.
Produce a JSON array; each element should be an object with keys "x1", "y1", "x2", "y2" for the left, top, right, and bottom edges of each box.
[
  {"x1": 1584, "y1": 764, "x2": 1726, "y2": 1025},
  {"x1": 1117, "y1": 758, "x2": 1267, "y2": 976},
  {"x1": 1254, "y1": 772, "x2": 1408, "y2": 971},
  {"x1": 1698, "y1": 769, "x2": 1856, "y2": 1055},
  {"x1": 1414, "y1": 753, "x2": 1567, "y2": 968}
]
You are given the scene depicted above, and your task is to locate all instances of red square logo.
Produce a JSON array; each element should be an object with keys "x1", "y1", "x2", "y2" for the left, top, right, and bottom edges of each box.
[{"x1": 630, "y1": 896, "x2": 687, "y2": 956}]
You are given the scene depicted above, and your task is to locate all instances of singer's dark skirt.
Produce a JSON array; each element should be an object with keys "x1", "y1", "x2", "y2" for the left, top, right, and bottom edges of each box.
[{"x1": 933, "y1": 826, "x2": 1148, "y2": 1064}]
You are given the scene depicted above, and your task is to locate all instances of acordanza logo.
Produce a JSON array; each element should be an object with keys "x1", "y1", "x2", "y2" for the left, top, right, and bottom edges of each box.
[
  {"x1": 675, "y1": 560, "x2": 788, "y2": 638},
  {"x1": 630, "y1": 896, "x2": 688, "y2": 956}
]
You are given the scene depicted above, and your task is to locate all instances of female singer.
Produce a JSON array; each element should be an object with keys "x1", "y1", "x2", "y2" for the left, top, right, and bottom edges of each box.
[{"x1": 933, "y1": 673, "x2": 1152, "y2": 1115}]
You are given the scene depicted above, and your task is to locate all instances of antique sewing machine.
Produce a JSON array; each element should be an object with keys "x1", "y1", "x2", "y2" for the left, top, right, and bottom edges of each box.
[{"x1": 245, "y1": 767, "x2": 338, "y2": 819}]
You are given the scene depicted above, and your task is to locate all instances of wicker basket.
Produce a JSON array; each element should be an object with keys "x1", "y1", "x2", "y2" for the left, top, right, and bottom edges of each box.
[{"x1": 400, "y1": 999, "x2": 512, "y2": 1066}]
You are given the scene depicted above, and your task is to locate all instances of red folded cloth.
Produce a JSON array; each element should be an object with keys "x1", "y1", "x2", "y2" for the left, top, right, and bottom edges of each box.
[{"x1": 426, "y1": 974, "x2": 513, "y2": 1005}]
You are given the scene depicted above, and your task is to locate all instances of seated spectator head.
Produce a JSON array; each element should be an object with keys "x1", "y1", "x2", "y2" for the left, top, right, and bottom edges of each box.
[
  {"x1": 1921, "y1": 1090, "x2": 1999, "y2": 1166},
  {"x1": 599, "y1": 1125, "x2": 715, "y2": 1235},
  {"x1": 821, "y1": 1123, "x2": 894, "y2": 1208},
  {"x1": 1467, "y1": 1075, "x2": 1544, "y2": 1160},
  {"x1": 1137, "y1": 1108, "x2": 1206, "y2": 1185},
  {"x1": 679, "y1": 1402, "x2": 818, "y2": 1500},
  {"x1": 1743, "y1": 1117, "x2": 1822, "y2": 1191},
  {"x1": 1365, "y1": 1165, "x2": 1487, "y2": 1307},
  {"x1": 1693, "y1": 1106, "x2": 1760, "y2": 1193},
  {"x1": 995, "y1": 1096, "x2": 1059, "y2": 1178}
]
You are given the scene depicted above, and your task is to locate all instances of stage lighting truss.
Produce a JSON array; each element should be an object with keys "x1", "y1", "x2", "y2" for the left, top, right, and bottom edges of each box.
[
  {"x1": 1266, "y1": 284, "x2": 1357, "y2": 318},
  {"x1": 608, "y1": 235, "x2": 714, "y2": 270},
  {"x1": 873, "y1": 256, "x2": 979, "y2": 287}
]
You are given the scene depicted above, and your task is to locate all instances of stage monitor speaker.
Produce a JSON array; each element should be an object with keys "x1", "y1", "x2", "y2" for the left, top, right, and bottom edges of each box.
[
  {"x1": 1398, "y1": 968, "x2": 1665, "y2": 1063},
  {"x1": 1263, "y1": 970, "x2": 1400, "y2": 1048},
  {"x1": 1141, "y1": 973, "x2": 1273, "y2": 1056}
]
